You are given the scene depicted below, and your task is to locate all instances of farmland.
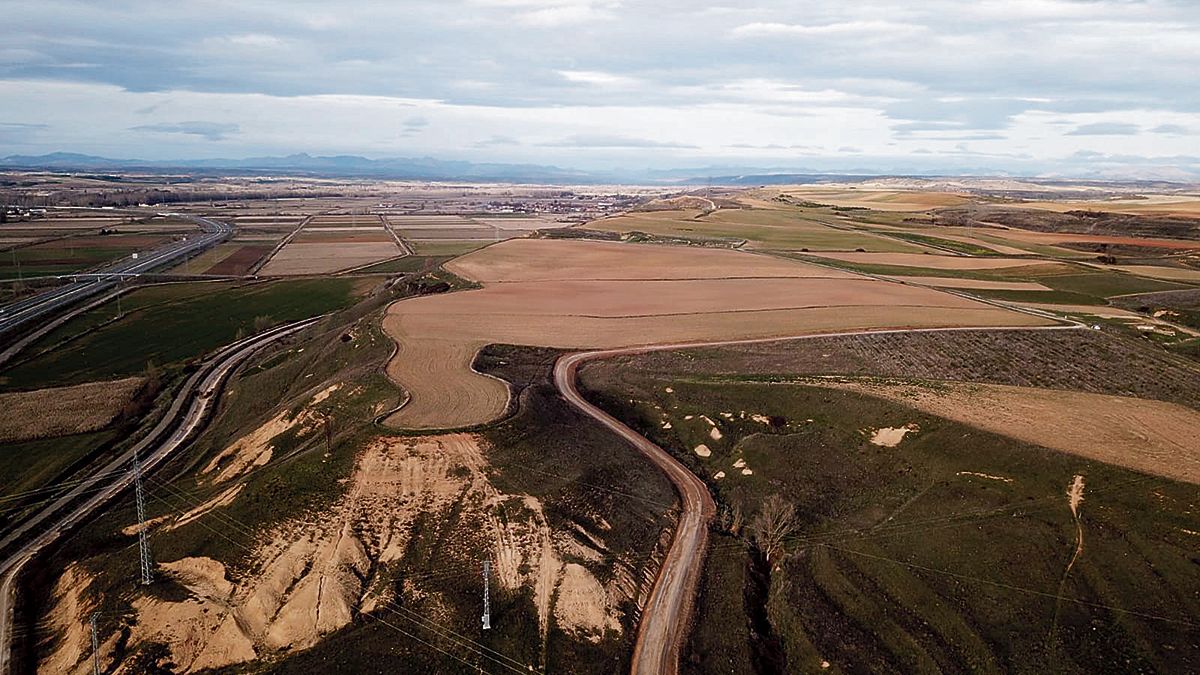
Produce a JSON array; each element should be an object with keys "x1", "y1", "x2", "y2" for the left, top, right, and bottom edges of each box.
[
  {"x1": 0, "y1": 377, "x2": 144, "y2": 444},
  {"x1": 0, "y1": 278, "x2": 359, "y2": 389},
  {"x1": 382, "y1": 238, "x2": 1051, "y2": 430},
  {"x1": 577, "y1": 328, "x2": 1200, "y2": 673},
  {"x1": 4, "y1": 175, "x2": 1200, "y2": 674},
  {"x1": 258, "y1": 214, "x2": 405, "y2": 275}
]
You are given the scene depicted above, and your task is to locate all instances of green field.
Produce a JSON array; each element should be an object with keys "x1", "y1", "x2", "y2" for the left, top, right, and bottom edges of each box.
[
  {"x1": 594, "y1": 208, "x2": 933, "y2": 253},
  {"x1": 0, "y1": 243, "x2": 146, "y2": 279},
  {"x1": 580, "y1": 364, "x2": 1200, "y2": 673},
  {"x1": 0, "y1": 430, "x2": 115, "y2": 507},
  {"x1": 1039, "y1": 272, "x2": 1192, "y2": 298},
  {"x1": 0, "y1": 278, "x2": 359, "y2": 389},
  {"x1": 872, "y1": 231, "x2": 1006, "y2": 256}
]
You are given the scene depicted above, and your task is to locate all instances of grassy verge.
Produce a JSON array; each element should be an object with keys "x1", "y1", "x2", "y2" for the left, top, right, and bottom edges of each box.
[{"x1": 0, "y1": 278, "x2": 360, "y2": 390}]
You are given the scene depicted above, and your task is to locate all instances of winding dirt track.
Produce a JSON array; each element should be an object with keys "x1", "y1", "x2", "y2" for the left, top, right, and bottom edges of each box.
[{"x1": 554, "y1": 323, "x2": 1082, "y2": 675}]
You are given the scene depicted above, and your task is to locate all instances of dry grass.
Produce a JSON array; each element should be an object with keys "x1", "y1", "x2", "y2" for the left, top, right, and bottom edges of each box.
[
  {"x1": 775, "y1": 188, "x2": 973, "y2": 211},
  {"x1": 825, "y1": 380, "x2": 1200, "y2": 484},
  {"x1": 1018, "y1": 196, "x2": 1200, "y2": 217},
  {"x1": 383, "y1": 239, "x2": 1052, "y2": 429},
  {"x1": 0, "y1": 377, "x2": 144, "y2": 443}
]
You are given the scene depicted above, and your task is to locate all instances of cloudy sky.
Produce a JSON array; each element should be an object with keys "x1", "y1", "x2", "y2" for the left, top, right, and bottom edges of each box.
[{"x1": 1, "y1": 0, "x2": 1198, "y2": 177}]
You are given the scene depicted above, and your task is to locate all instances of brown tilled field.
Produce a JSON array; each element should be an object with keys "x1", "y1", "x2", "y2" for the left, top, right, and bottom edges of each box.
[
  {"x1": 203, "y1": 245, "x2": 273, "y2": 275},
  {"x1": 0, "y1": 377, "x2": 144, "y2": 443},
  {"x1": 382, "y1": 239, "x2": 1053, "y2": 429}
]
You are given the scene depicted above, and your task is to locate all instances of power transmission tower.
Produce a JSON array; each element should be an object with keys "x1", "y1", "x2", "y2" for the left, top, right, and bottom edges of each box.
[
  {"x1": 133, "y1": 452, "x2": 153, "y2": 585},
  {"x1": 481, "y1": 560, "x2": 491, "y2": 630},
  {"x1": 89, "y1": 612, "x2": 100, "y2": 675}
]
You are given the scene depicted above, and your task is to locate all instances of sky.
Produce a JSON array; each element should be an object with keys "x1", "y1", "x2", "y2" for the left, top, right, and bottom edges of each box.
[{"x1": 1, "y1": 0, "x2": 1199, "y2": 178}]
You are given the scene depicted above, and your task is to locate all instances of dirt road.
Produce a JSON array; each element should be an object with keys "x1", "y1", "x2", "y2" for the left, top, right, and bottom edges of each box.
[{"x1": 554, "y1": 322, "x2": 1082, "y2": 675}]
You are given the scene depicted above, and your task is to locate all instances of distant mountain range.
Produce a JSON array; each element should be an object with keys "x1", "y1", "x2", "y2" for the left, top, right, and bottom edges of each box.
[
  {"x1": 0, "y1": 152, "x2": 968, "y2": 185},
  {"x1": 0, "y1": 152, "x2": 604, "y2": 184},
  {"x1": 1, "y1": 152, "x2": 1195, "y2": 187}
]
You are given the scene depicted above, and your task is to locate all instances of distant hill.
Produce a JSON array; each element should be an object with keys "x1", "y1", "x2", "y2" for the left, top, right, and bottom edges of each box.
[{"x1": 0, "y1": 152, "x2": 599, "y2": 184}]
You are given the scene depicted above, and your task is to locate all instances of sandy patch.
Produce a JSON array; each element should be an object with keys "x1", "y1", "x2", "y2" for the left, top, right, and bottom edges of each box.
[
  {"x1": 385, "y1": 239, "x2": 1049, "y2": 429},
  {"x1": 40, "y1": 565, "x2": 101, "y2": 675},
  {"x1": 828, "y1": 381, "x2": 1200, "y2": 485},
  {"x1": 100, "y1": 434, "x2": 626, "y2": 669},
  {"x1": 0, "y1": 377, "x2": 144, "y2": 443},
  {"x1": 869, "y1": 423, "x2": 919, "y2": 447},
  {"x1": 554, "y1": 563, "x2": 621, "y2": 637},
  {"x1": 956, "y1": 471, "x2": 1014, "y2": 483},
  {"x1": 203, "y1": 384, "x2": 339, "y2": 484},
  {"x1": 172, "y1": 485, "x2": 245, "y2": 530}
]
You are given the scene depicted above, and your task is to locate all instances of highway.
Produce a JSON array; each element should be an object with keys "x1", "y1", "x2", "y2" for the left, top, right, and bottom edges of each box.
[
  {"x1": 555, "y1": 323, "x2": 1083, "y2": 675},
  {"x1": 0, "y1": 215, "x2": 231, "y2": 338},
  {"x1": 0, "y1": 315, "x2": 321, "y2": 674}
]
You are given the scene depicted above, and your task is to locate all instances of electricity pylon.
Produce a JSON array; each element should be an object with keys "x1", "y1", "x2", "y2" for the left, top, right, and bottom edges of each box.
[
  {"x1": 133, "y1": 452, "x2": 153, "y2": 585},
  {"x1": 482, "y1": 560, "x2": 491, "y2": 630}
]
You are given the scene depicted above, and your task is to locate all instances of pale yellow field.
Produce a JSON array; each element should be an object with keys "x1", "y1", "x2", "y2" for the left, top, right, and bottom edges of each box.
[
  {"x1": 828, "y1": 381, "x2": 1200, "y2": 484},
  {"x1": 1017, "y1": 195, "x2": 1200, "y2": 217},
  {"x1": 259, "y1": 241, "x2": 402, "y2": 275},
  {"x1": 382, "y1": 239, "x2": 1052, "y2": 429},
  {"x1": 0, "y1": 377, "x2": 144, "y2": 443},
  {"x1": 776, "y1": 188, "x2": 973, "y2": 211},
  {"x1": 1080, "y1": 263, "x2": 1200, "y2": 282}
]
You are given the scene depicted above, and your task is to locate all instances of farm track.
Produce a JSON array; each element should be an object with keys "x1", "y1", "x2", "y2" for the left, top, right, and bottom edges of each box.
[
  {"x1": 0, "y1": 315, "x2": 323, "y2": 674},
  {"x1": 555, "y1": 322, "x2": 1082, "y2": 675}
]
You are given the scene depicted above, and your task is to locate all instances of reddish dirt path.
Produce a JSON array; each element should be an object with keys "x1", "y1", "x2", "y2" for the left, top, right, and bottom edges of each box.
[{"x1": 554, "y1": 322, "x2": 1080, "y2": 675}]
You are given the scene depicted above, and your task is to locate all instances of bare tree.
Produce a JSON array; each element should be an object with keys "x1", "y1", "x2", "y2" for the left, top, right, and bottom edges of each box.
[{"x1": 751, "y1": 495, "x2": 797, "y2": 565}]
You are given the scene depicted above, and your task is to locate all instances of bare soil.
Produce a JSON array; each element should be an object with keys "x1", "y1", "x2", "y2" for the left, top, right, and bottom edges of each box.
[{"x1": 384, "y1": 239, "x2": 1048, "y2": 429}]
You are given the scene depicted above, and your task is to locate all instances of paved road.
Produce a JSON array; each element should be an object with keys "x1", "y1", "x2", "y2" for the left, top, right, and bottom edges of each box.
[
  {"x1": 0, "y1": 316, "x2": 321, "y2": 674},
  {"x1": 0, "y1": 215, "x2": 231, "y2": 338},
  {"x1": 555, "y1": 322, "x2": 1084, "y2": 675}
]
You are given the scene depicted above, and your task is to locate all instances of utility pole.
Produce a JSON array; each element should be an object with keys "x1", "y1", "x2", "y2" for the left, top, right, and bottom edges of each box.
[
  {"x1": 133, "y1": 452, "x2": 153, "y2": 585},
  {"x1": 89, "y1": 612, "x2": 100, "y2": 675},
  {"x1": 481, "y1": 560, "x2": 491, "y2": 630}
]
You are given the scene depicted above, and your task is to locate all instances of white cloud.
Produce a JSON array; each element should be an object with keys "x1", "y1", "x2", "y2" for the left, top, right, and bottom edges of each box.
[
  {"x1": 730, "y1": 21, "x2": 924, "y2": 38},
  {"x1": 558, "y1": 70, "x2": 639, "y2": 87}
]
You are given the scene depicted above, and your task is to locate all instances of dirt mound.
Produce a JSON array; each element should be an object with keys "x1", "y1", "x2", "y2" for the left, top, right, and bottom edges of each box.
[
  {"x1": 41, "y1": 565, "x2": 101, "y2": 675},
  {"x1": 88, "y1": 433, "x2": 624, "y2": 671},
  {"x1": 203, "y1": 384, "x2": 340, "y2": 484}
]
